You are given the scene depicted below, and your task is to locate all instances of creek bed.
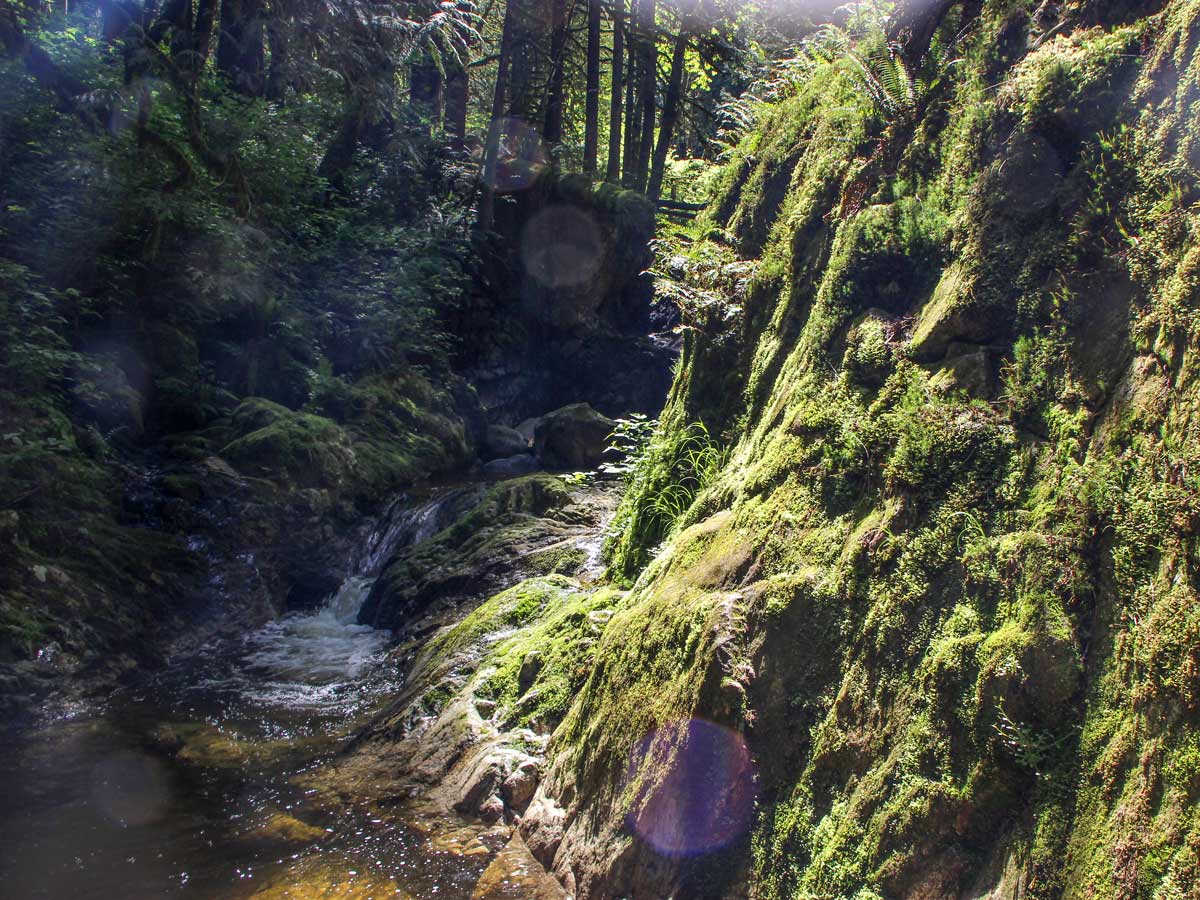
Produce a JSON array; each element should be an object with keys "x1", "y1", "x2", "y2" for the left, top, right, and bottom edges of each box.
[{"x1": 0, "y1": 488, "x2": 568, "y2": 900}]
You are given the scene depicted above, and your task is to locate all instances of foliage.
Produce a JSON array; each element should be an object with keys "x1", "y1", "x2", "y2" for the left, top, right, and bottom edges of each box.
[
  {"x1": 841, "y1": 32, "x2": 960, "y2": 125},
  {"x1": 0, "y1": 261, "x2": 81, "y2": 394},
  {"x1": 604, "y1": 420, "x2": 728, "y2": 581},
  {"x1": 599, "y1": 413, "x2": 658, "y2": 480}
]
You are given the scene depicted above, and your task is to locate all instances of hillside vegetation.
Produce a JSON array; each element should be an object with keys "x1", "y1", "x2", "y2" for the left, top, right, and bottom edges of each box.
[{"x1": 512, "y1": 2, "x2": 1200, "y2": 897}]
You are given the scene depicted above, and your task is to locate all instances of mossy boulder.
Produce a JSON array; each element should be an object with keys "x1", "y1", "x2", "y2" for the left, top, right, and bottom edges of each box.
[
  {"x1": 218, "y1": 399, "x2": 353, "y2": 489},
  {"x1": 358, "y1": 476, "x2": 617, "y2": 631},
  {"x1": 532, "y1": 404, "x2": 614, "y2": 470},
  {"x1": 354, "y1": 575, "x2": 625, "y2": 823}
]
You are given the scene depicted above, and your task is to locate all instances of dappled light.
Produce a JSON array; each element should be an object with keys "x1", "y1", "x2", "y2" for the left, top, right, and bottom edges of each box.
[{"x1": 3, "y1": 0, "x2": 1200, "y2": 898}]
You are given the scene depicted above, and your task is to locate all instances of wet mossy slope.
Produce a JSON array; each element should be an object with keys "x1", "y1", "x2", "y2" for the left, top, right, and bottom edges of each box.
[{"x1": 521, "y1": 2, "x2": 1200, "y2": 898}]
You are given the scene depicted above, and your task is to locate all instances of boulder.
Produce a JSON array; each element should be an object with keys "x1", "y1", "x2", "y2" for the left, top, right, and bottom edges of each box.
[
  {"x1": 519, "y1": 794, "x2": 567, "y2": 867},
  {"x1": 533, "y1": 404, "x2": 615, "y2": 469},
  {"x1": 482, "y1": 424, "x2": 531, "y2": 461},
  {"x1": 516, "y1": 417, "x2": 542, "y2": 444},
  {"x1": 481, "y1": 453, "x2": 542, "y2": 480},
  {"x1": 909, "y1": 263, "x2": 1002, "y2": 362},
  {"x1": 501, "y1": 758, "x2": 541, "y2": 813},
  {"x1": 71, "y1": 360, "x2": 145, "y2": 439}
]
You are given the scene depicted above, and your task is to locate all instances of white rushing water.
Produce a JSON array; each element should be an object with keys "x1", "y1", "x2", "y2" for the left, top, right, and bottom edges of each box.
[
  {"x1": 184, "y1": 489, "x2": 480, "y2": 713},
  {"x1": 241, "y1": 576, "x2": 389, "y2": 686}
]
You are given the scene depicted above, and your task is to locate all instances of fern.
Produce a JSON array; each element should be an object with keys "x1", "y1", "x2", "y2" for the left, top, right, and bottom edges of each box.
[{"x1": 842, "y1": 31, "x2": 960, "y2": 125}]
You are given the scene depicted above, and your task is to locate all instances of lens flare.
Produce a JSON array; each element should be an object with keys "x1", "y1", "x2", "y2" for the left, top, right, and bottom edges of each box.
[
  {"x1": 486, "y1": 117, "x2": 549, "y2": 193},
  {"x1": 624, "y1": 718, "x2": 756, "y2": 857},
  {"x1": 520, "y1": 205, "x2": 605, "y2": 290},
  {"x1": 90, "y1": 751, "x2": 170, "y2": 827}
]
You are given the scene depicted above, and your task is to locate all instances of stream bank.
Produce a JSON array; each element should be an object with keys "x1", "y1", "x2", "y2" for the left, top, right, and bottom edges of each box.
[{"x1": 0, "y1": 476, "x2": 618, "y2": 899}]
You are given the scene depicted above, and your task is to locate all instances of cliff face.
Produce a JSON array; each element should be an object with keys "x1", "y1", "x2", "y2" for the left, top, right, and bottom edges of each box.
[{"x1": 522, "y1": 2, "x2": 1200, "y2": 897}]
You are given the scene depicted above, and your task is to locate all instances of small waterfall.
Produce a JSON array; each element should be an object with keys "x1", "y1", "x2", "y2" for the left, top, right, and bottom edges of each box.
[
  {"x1": 183, "y1": 491, "x2": 481, "y2": 710},
  {"x1": 328, "y1": 574, "x2": 376, "y2": 624},
  {"x1": 355, "y1": 486, "x2": 483, "y2": 578}
]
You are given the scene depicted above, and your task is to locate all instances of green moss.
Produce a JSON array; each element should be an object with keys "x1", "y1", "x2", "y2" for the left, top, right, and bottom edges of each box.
[
  {"x1": 530, "y1": 5, "x2": 1200, "y2": 899},
  {"x1": 219, "y1": 399, "x2": 352, "y2": 487},
  {"x1": 359, "y1": 476, "x2": 610, "y2": 629},
  {"x1": 415, "y1": 575, "x2": 625, "y2": 730}
]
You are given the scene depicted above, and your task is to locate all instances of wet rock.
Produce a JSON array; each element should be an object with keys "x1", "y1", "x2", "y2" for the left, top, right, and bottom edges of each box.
[
  {"x1": 483, "y1": 425, "x2": 531, "y2": 461},
  {"x1": 258, "y1": 812, "x2": 327, "y2": 844},
  {"x1": 501, "y1": 759, "x2": 540, "y2": 813},
  {"x1": 533, "y1": 404, "x2": 615, "y2": 469},
  {"x1": 479, "y1": 794, "x2": 507, "y2": 824},
  {"x1": 360, "y1": 477, "x2": 615, "y2": 630},
  {"x1": 519, "y1": 794, "x2": 567, "y2": 866},
  {"x1": 451, "y1": 743, "x2": 542, "y2": 822},
  {"x1": 518, "y1": 650, "x2": 544, "y2": 694},
  {"x1": 481, "y1": 453, "x2": 542, "y2": 479},
  {"x1": 471, "y1": 833, "x2": 565, "y2": 900}
]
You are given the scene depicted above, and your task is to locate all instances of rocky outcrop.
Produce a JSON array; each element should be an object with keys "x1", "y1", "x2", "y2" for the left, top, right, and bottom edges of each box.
[
  {"x1": 352, "y1": 573, "x2": 625, "y2": 832},
  {"x1": 501, "y1": 5, "x2": 1200, "y2": 900},
  {"x1": 358, "y1": 475, "x2": 618, "y2": 632}
]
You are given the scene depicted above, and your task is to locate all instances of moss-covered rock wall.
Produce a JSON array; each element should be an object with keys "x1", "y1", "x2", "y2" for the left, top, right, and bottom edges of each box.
[{"x1": 522, "y1": 2, "x2": 1200, "y2": 897}]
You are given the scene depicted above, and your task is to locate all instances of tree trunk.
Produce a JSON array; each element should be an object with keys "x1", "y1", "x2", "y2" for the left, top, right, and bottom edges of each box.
[
  {"x1": 191, "y1": 0, "x2": 217, "y2": 74},
  {"x1": 264, "y1": 1, "x2": 290, "y2": 99},
  {"x1": 444, "y1": 60, "x2": 469, "y2": 152},
  {"x1": 100, "y1": 0, "x2": 139, "y2": 41},
  {"x1": 888, "y1": 0, "x2": 957, "y2": 69},
  {"x1": 582, "y1": 0, "x2": 602, "y2": 173},
  {"x1": 632, "y1": 0, "x2": 655, "y2": 192},
  {"x1": 620, "y1": 0, "x2": 640, "y2": 187},
  {"x1": 409, "y1": 48, "x2": 444, "y2": 123},
  {"x1": 542, "y1": 0, "x2": 569, "y2": 145},
  {"x1": 647, "y1": 28, "x2": 685, "y2": 200},
  {"x1": 217, "y1": 0, "x2": 264, "y2": 94},
  {"x1": 507, "y1": 1, "x2": 533, "y2": 121},
  {"x1": 479, "y1": 0, "x2": 516, "y2": 230},
  {"x1": 154, "y1": 0, "x2": 193, "y2": 63},
  {"x1": 605, "y1": 0, "x2": 624, "y2": 182}
]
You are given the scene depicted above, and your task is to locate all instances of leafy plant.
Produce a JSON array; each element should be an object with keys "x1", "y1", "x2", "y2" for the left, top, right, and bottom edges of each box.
[
  {"x1": 994, "y1": 705, "x2": 1076, "y2": 780},
  {"x1": 841, "y1": 32, "x2": 960, "y2": 126},
  {"x1": 0, "y1": 261, "x2": 79, "y2": 394},
  {"x1": 598, "y1": 413, "x2": 658, "y2": 479},
  {"x1": 604, "y1": 421, "x2": 729, "y2": 580}
]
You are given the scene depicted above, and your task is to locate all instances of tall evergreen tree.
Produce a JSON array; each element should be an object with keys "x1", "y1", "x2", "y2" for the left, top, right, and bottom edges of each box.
[
  {"x1": 217, "y1": 0, "x2": 265, "y2": 94},
  {"x1": 605, "y1": 0, "x2": 625, "y2": 182},
  {"x1": 583, "y1": 0, "x2": 602, "y2": 174},
  {"x1": 648, "y1": 24, "x2": 687, "y2": 199}
]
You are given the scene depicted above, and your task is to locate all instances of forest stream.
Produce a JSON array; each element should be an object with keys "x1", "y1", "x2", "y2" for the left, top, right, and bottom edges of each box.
[{"x1": 0, "y1": 485, "x2": 584, "y2": 900}]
